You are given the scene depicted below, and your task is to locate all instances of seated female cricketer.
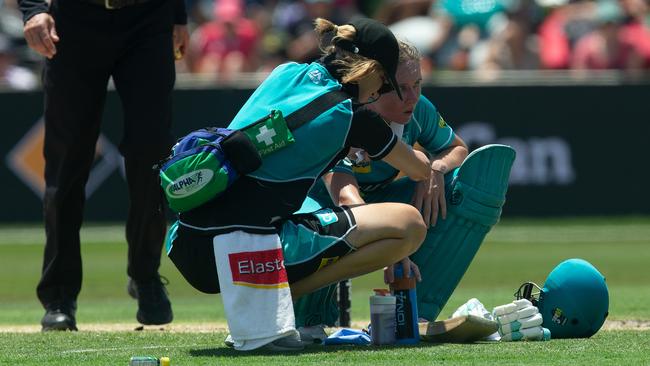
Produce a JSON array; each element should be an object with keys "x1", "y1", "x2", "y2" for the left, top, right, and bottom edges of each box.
[
  {"x1": 164, "y1": 18, "x2": 433, "y2": 351},
  {"x1": 293, "y1": 39, "x2": 495, "y2": 334}
]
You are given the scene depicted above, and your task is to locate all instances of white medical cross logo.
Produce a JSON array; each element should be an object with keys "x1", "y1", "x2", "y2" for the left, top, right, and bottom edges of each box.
[{"x1": 256, "y1": 126, "x2": 277, "y2": 146}]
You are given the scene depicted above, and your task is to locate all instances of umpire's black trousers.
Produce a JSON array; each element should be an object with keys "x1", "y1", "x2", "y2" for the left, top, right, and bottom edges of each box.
[{"x1": 37, "y1": 0, "x2": 176, "y2": 307}]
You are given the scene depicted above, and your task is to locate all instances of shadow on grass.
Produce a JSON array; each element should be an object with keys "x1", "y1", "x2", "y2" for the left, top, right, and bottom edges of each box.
[{"x1": 189, "y1": 342, "x2": 446, "y2": 357}]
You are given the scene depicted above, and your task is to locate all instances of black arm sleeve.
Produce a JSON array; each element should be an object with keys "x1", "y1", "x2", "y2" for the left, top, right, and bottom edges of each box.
[
  {"x1": 346, "y1": 109, "x2": 397, "y2": 160},
  {"x1": 174, "y1": 0, "x2": 188, "y2": 25},
  {"x1": 17, "y1": 0, "x2": 49, "y2": 23}
]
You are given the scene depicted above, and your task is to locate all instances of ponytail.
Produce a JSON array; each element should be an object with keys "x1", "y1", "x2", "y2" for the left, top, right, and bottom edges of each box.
[{"x1": 313, "y1": 18, "x2": 383, "y2": 85}]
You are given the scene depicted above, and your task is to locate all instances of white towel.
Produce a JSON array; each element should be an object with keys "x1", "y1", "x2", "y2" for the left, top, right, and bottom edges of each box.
[{"x1": 213, "y1": 231, "x2": 298, "y2": 351}]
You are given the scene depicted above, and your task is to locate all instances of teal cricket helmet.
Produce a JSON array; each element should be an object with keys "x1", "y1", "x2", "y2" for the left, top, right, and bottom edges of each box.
[{"x1": 515, "y1": 259, "x2": 609, "y2": 338}]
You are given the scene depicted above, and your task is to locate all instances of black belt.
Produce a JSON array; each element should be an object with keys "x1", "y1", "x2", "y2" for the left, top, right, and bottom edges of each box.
[{"x1": 84, "y1": 0, "x2": 152, "y2": 10}]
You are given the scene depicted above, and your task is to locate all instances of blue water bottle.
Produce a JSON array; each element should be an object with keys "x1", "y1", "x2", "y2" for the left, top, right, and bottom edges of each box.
[{"x1": 389, "y1": 263, "x2": 420, "y2": 344}]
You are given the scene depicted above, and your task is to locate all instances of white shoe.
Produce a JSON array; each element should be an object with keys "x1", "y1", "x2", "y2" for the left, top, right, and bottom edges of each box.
[
  {"x1": 263, "y1": 332, "x2": 304, "y2": 351},
  {"x1": 224, "y1": 334, "x2": 234, "y2": 348},
  {"x1": 224, "y1": 332, "x2": 304, "y2": 351},
  {"x1": 297, "y1": 325, "x2": 328, "y2": 345}
]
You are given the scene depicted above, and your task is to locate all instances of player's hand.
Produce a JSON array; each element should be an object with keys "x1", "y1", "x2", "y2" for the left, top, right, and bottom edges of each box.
[
  {"x1": 412, "y1": 168, "x2": 446, "y2": 227},
  {"x1": 23, "y1": 13, "x2": 59, "y2": 59},
  {"x1": 383, "y1": 257, "x2": 422, "y2": 284},
  {"x1": 413, "y1": 150, "x2": 432, "y2": 178},
  {"x1": 173, "y1": 24, "x2": 189, "y2": 60}
]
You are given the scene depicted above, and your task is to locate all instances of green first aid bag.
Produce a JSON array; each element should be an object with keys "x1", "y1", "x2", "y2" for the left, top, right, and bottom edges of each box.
[
  {"x1": 160, "y1": 127, "x2": 262, "y2": 213},
  {"x1": 159, "y1": 91, "x2": 349, "y2": 213}
]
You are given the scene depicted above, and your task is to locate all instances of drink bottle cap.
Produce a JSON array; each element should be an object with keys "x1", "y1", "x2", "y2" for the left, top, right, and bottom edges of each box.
[{"x1": 373, "y1": 288, "x2": 390, "y2": 296}]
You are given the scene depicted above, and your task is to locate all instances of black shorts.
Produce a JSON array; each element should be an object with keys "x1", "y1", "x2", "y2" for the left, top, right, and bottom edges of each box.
[{"x1": 167, "y1": 206, "x2": 356, "y2": 294}]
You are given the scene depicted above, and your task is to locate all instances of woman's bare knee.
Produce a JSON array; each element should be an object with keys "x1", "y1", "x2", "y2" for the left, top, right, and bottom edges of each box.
[
  {"x1": 399, "y1": 204, "x2": 427, "y2": 254},
  {"x1": 348, "y1": 202, "x2": 426, "y2": 252}
]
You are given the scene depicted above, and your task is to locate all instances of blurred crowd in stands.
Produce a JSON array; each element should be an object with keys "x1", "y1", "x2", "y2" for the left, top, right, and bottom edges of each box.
[{"x1": 2, "y1": 0, "x2": 650, "y2": 89}]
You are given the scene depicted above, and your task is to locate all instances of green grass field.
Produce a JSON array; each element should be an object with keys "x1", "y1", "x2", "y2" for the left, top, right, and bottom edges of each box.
[{"x1": 1, "y1": 217, "x2": 649, "y2": 365}]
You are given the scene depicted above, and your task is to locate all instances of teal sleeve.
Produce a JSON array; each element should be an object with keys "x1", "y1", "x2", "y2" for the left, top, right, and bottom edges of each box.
[{"x1": 414, "y1": 95, "x2": 456, "y2": 154}]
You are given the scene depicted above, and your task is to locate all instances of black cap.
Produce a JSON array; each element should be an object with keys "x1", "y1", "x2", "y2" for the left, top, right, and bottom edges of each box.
[{"x1": 343, "y1": 18, "x2": 402, "y2": 100}]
